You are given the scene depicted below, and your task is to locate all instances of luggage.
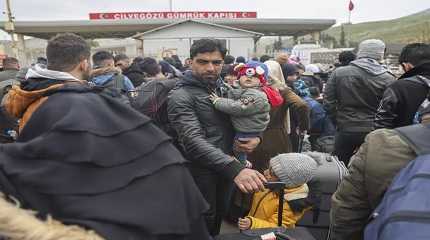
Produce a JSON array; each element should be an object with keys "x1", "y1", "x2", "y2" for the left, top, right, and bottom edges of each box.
[
  {"x1": 314, "y1": 136, "x2": 335, "y2": 154},
  {"x1": 296, "y1": 152, "x2": 348, "y2": 240},
  {"x1": 217, "y1": 182, "x2": 316, "y2": 240},
  {"x1": 364, "y1": 123, "x2": 430, "y2": 240}
]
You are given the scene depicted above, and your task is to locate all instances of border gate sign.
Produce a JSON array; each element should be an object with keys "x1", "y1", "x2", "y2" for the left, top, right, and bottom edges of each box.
[{"x1": 89, "y1": 12, "x2": 257, "y2": 20}]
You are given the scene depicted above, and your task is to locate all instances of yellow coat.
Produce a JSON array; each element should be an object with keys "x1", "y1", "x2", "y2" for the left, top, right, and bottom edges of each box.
[{"x1": 246, "y1": 184, "x2": 310, "y2": 229}]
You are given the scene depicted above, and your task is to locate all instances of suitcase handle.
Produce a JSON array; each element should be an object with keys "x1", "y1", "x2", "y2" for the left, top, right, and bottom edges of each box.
[{"x1": 264, "y1": 182, "x2": 286, "y2": 227}]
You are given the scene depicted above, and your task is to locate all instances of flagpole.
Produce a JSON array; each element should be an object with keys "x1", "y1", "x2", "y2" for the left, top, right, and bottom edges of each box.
[{"x1": 348, "y1": 10, "x2": 351, "y2": 24}]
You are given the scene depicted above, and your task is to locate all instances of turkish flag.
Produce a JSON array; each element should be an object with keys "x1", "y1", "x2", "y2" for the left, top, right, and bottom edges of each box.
[{"x1": 349, "y1": 0, "x2": 355, "y2": 11}]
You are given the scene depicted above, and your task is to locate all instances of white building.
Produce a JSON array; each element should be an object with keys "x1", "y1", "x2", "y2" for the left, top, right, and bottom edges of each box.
[
  {"x1": 133, "y1": 20, "x2": 262, "y2": 60},
  {"x1": 1, "y1": 17, "x2": 336, "y2": 64}
]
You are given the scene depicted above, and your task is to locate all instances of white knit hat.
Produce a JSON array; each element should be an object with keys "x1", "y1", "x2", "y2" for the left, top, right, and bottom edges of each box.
[
  {"x1": 357, "y1": 39, "x2": 386, "y2": 61},
  {"x1": 270, "y1": 153, "x2": 318, "y2": 188}
]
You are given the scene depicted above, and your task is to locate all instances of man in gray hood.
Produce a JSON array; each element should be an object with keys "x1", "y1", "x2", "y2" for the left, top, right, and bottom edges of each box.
[{"x1": 324, "y1": 39, "x2": 395, "y2": 164}]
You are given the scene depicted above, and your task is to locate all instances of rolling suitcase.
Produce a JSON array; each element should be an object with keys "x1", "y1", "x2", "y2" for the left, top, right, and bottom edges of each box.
[
  {"x1": 296, "y1": 152, "x2": 348, "y2": 240},
  {"x1": 216, "y1": 182, "x2": 316, "y2": 240}
]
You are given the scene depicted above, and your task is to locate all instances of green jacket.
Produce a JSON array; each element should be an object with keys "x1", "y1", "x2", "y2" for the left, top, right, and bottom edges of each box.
[{"x1": 330, "y1": 128, "x2": 416, "y2": 240}]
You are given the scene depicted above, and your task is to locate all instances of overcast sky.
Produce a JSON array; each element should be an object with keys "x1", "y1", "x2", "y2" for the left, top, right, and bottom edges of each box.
[{"x1": 0, "y1": 0, "x2": 428, "y2": 24}]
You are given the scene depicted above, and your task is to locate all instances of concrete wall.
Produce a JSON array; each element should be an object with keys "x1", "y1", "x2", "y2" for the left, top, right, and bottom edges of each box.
[
  {"x1": 143, "y1": 37, "x2": 254, "y2": 61},
  {"x1": 140, "y1": 21, "x2": 258, "y2": 61},
  {"x1": 142, "y1": 21, "x2": 257, "y2": 40}
]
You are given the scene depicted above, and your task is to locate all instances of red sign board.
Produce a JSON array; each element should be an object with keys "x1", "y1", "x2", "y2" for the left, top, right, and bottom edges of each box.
[{"x1": 89, "y1": 11, "x2": 257, "y2": 20}]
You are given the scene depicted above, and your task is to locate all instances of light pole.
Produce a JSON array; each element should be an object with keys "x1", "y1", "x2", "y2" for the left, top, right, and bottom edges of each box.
[
  {"x1": 4, "y1": 0, "x2": 18, "y2": 58},
  {"x1": 169, "y1": 0, "x2": 173, "y2": 11}
]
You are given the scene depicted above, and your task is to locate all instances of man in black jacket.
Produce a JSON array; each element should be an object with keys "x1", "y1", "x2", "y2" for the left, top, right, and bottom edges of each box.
[
  {"x1": 324, "y1": 39, "x2": 396, "y2": 165},
  {"x1": 375, "y1": 43, "x2": 430, "y2": 129},
  {"x1": 168, "y1": 39, "x2": 266, "y2": 236}
]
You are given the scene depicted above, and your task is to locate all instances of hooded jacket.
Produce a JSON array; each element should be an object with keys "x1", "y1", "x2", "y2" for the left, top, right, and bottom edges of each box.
[
  {"x1": 375, "y1": 62, "x2": 430, "y2": 129},
  {"x1": 0, "y1": 67, "x2": 211, "y2": 240},
  {"x1": 90, "y1": 66, "x2": 134, "y2": 91},
  {"x1": 324, "y1": 58, "x2": 396, "y2": 132},
  {"x1": 246, "y1": 184, "x2": 311, "y2": 229}
]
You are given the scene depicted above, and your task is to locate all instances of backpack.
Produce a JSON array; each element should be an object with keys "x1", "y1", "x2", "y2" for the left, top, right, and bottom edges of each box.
[
  {"x1": 130, "y1": 78, "x2": 178, "y2": 136},
  {"x1": 364, "y1": 123, "x2": 430, "y2": 240}
]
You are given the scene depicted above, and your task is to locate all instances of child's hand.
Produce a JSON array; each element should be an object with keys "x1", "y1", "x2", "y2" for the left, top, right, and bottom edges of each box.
[
  {"x1": 238, "y1": 217, "x2": 251, "y2": 230},
  {"x1": 208, "y1": 92, "x2": 220, "y2": 104}
]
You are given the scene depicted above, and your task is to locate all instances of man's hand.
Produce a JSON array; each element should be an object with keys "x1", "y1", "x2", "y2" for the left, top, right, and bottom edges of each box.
[
  {"x1": 238, "y1": 217, "x2": 251, "y2": 230},
  {"x1": 234, "y1": 168, "x2": 267, "y2": 193},
  {"x1": 234, "y1": 137, "x2": 261, "y2": 154}
]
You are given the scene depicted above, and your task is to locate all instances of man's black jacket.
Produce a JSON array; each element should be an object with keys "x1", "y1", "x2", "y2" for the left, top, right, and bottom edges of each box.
[
  {"x1": 375, "y1": 62, "x2": 430, "y2": 129},
  {"x1": 167, "y1": 71, "x2": 244, "y2": 179}
]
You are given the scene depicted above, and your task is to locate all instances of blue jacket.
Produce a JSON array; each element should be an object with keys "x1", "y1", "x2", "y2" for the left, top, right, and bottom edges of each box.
[
  {"x1": 92, "y1": 73, "x2": 135, "y2": 91},
  {"x1": 304, "y1": 96, "x2": 334, "y2": 136}
]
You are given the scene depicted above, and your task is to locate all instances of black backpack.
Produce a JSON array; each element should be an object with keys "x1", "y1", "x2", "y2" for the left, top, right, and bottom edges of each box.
[{"x1": 130, "y1": 78, "x2": 178, "y2": 136}]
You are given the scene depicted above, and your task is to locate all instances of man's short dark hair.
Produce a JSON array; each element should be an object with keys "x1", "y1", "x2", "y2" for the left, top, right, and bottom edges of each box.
[
  {"x1": 338, "y1": 51, "x2": 356, "y2": 66},
  {"x1": 236, "y1": 56, "x2": 246, "y2": 64},
  {"x1": 47, "y1": 33, "x2": 91, "y2": 72},
  {"x1": 260, "y1": 55, "x2": 271, "y2": 63},
  {"x1": 92, "y1": 51, "x2": 114, "y2": 68},
  {"x1": 224, "y1": 55, "x2": 235, "y2": 64},
  {"x1": 190, "y1": 39, "x2": 227, "y2": 59},
  {"x1": 399, "y1": 43, "x2": 430, "y2": 66},
  {"x1": 114, "y1": 53, "x2": 129, "y2": 63},
  {"x1": 2, "y1": 57, "x2": 19, "y2": 69},
  {"x1": 139, "y1": 57, "x2": 160, "y2": 76}
]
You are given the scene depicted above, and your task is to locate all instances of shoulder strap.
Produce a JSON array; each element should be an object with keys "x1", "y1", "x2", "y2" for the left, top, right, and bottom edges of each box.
[{"x1": 395, "y1": 124, "x2": 430, "y2": 155}]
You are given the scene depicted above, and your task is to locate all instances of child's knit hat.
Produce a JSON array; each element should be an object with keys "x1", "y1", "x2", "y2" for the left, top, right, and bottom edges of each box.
[
  {"x1": 270, "y1": 153, "x2": 318, "y2": 188},
  {"x1": 235, "y1": 61, "x2": 269, "y2": 85}
]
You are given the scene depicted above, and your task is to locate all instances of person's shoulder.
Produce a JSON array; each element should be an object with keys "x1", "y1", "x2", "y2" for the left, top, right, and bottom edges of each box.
[
  {"x1": 366, "y1": 128, "x2": 410, "y2": 149},
  {"x1": 169, "y1": 84, "x2": 194, "y2": 102},
  {"x1": 332, "y1": 65, "x2": 354, "y2": 75}
]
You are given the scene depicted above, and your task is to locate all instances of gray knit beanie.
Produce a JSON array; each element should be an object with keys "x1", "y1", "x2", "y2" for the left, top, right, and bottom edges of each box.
[
  {"x1": 270, "y1": 153, "x2": 318, "y2": 188},
  {"x1": 357, "y1": 39, "x2": 386, "y2": 61}
]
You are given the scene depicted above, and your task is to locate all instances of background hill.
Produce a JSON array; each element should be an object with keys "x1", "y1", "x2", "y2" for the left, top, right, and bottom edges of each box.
[{"x1": 324, "y1": 8, "x2": 430, "y2": 45}]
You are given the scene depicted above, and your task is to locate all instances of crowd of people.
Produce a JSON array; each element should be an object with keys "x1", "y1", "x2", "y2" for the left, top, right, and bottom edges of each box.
[{"x1": 0, "y1": 32, "x2": 429, "y2": 240}]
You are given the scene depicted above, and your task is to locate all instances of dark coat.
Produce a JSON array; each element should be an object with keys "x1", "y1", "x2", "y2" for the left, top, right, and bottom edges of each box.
[
  {"x1": 248, "y1": 87, "x2": 310, "y2": 172},
  {"x1": 167, "y1": 71, "x2": 244, "y2": 179},
  {"x1": 0, "y1": 82, "x2": 210, "y2": 240},
  {"x1": 324, "y1": 58, "x2": 396, "y2": 132},
  {"x1": 375, "y1": 62, "x2": 430, "y2": 129}
]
